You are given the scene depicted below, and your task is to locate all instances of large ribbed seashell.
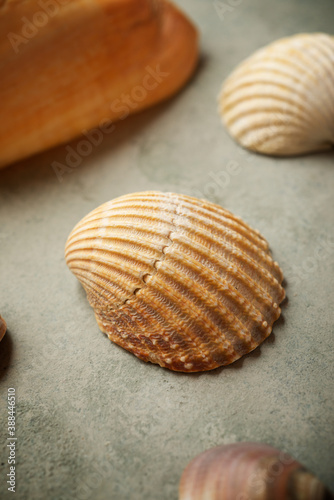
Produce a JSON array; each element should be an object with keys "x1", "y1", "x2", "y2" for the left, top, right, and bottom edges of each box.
[
  {"x1": 219, "y1": 33, "x2": 334, "y2": 156},
  {"x1": 65, "y1": 192, "x2": 285, "y2": 372},
  {"x1": 0, "y1": 0, "x2": 198, "y2": 169},
  {"x1": 179, "y1": 442, "x2": 334, "y2": 500},
  {"x1": 0, "y1": 315, "x2": 6, "y2": 342}
]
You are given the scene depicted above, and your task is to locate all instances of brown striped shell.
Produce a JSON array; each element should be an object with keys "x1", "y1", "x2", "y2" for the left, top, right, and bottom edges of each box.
[
  {"x1": 0, "y1": 315, "x2": 6, "y2": 342},
  {"x1": 65, "y1": 192, "x2": 285, "y2": 372},
  {"x1": 179, "y1": 442, "x2": 334, "y2": 499},
  {"x1": 219, "y1": 33, "x2": 334, "y2": 156}
]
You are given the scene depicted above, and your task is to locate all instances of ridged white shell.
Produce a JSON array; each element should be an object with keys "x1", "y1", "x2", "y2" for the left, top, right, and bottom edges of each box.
[
  {"x1": 65, "y1": 192, "x2": 285, "y2": 372},
  {"x1": 0, "y1": 315, "x2": 6, "y2": 342},
  {"x1": 219, "y1": 33, "x2": 334, "y2": 156}
]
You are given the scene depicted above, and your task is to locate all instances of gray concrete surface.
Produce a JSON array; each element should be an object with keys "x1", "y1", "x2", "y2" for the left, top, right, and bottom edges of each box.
[{"x1": 1, "y1": 0, "x2": 334, "y2": 498}]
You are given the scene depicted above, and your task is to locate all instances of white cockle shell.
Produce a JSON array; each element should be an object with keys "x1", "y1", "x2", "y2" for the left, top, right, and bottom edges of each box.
[{"x1": 219, "y1": 33, "x2": 334, "y2": 156}]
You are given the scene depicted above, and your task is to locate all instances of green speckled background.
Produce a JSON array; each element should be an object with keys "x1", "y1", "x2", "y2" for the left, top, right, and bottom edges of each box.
[{"x1": 0, "y1": 0, "x2": 333, "y2": 498}]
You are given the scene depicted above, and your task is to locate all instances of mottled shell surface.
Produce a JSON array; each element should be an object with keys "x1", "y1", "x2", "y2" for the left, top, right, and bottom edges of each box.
[
  {"x1": 219, "y1": 33, "x2": 334, "y2": 156},
  {"x1": 65, "y1": 192, "x2": 285, "y2": 372},
  {"x1": 0, "y1": 315, "x2": 6, "y2": 342},
  {"x1": 179, "y1": 442, "x2": 334, "y2": 500}
]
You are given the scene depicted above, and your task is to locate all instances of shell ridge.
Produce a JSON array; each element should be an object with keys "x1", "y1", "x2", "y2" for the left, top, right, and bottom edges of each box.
[
  {"x1": 294, "y1": 44, "x2": 334, "y2": 125},
  {"x1": 126, "y1": 298, "x2": 207, "y2": 370},
  {"x1": 222, "y1": 83, "x2": 317, "y2": 128},
  {"x1": 142, "y1": 277, "x2": 233, "y2": 367},
  {"x1": 174, "y1": 224, "x2": 283, "y2": 288},
  {"x1": 140, "y1": 288, "x2": 214, "y2": 367},
  {"x1": 172, "y1": 193, "x2": 267, "y2": 245},
  {"x1": 66, "y1": 225, "x2": 173, "y2": 248},
  {"x1": 99, "y1": 281, "x2": 216, "y2": 371},
  {"x1": 105, "y1": 300, "x2": 175, "y2": 365},
  {"x1": 160, "y1": 251, "x2": 275, "y2": 348},
  {"x1": 247, "y1": 128, "x2": 321, "y2": 154},
  {"x1": 64, "y1": 237, "x2": 164, "y2": 261},
  {"x1": 68, "y1": 258, "x2": 143, "y2": 290},
  {"x1": 119, "y1": 192, "x2": 180, "y2": 307},
  {"x1": 66, "y1": 247, "x2": 157, "y2": 273},
  {"x1": 74, "y1": 276, "x2": 116, "y2": 310},
  {"x1": 224, "y1": 100, "x2": 315, "y2": 133},
  {"x1": 175, "y1": 199, "x2": 269, "y2": 251},
  {"x1": 68, "y1": 265, "x2": 137, "y2": 307},
  {"x1": 170, "y1": 236, "x2": 283, "y2": 312},
  {"x1": 123, "y1": 298, "x2": 196, "y2": 359},
  {"x1": 235, "y1": 121, "x2": 311, "y2": 149}
]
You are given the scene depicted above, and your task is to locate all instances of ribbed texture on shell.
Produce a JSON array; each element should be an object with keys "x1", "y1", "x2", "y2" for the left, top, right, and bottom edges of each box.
[
  {"x1": 65, "y1": 192, "x2": 285, "y2": 372},
  {"x1": 219, "y1": 33, "x2": 334, "y2": 156},
  {"x1": 0, "y1": 315, "x2": 6, "y2": 342},
  {"x1": 179, "y1": 443, "x2": 334, "y2": 500}
]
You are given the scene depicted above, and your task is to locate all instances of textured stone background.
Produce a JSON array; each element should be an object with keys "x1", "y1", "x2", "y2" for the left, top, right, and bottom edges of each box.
[{"x1": 0, "y1": 0, "x2": 333, "y2": 498}]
